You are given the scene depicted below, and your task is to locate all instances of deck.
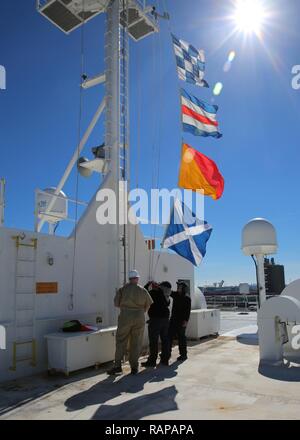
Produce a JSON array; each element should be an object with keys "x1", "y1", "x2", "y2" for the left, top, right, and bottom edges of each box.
[{"x1": 1, "y1": 312, "x2": 300, "y2": 420}]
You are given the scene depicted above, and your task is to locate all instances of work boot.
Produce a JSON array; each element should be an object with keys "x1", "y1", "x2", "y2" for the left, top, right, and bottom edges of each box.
[
  {"x1": 177, "y1": 355, "x2": 187, "y2": 362},
  {"x1": 107, "y1": 365, "x2": 122, "y2": 375},
  {"x1": 141, "y1": 360, "x2": 156, "y2": 368}
]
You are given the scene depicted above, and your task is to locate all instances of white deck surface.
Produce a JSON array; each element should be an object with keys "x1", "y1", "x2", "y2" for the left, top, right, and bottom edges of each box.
[{"x1": 1, "y1": 311, "x2": 300, "y2": 420}]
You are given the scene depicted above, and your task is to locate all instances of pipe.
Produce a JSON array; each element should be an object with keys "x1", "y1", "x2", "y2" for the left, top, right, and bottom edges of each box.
[
  {"x1": 256, "y1": 254, "x2": 267, "y2": 305},
  {"x1": 81, "y1": 73, "x2": 106, "y2": 89}
]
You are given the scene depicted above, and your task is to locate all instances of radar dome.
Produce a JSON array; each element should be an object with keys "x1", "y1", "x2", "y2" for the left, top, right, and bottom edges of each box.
[{"x1": 242, "y1": 218, "x2": 277, "y2": 256}]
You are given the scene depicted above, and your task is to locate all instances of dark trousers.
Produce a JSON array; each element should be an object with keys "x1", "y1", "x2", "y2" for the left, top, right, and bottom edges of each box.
[
  {"x1": 168, "y1": 321, "x2": 187, "y2": 358},
  {"x1": 147, "y1": 317, "x2": 170, "y2": 363}
]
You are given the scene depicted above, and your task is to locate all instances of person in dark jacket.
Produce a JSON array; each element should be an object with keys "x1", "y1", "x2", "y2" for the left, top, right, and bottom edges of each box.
[
  {"x1": 168, "y1": 281, "x2": 191, "y2": 362},
  {"x1": 142, "y1": 281, "x2": 172, "y2": 367}
]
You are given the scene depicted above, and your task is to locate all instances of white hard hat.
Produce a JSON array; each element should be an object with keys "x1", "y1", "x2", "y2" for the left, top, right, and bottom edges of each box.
[{"x1": 129, "y1": 270, "x2": 140, "y2": 279}]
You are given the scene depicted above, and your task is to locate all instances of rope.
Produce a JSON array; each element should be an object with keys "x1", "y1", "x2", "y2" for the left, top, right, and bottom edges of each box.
[
  {"x1": 122, "y1": 0, "x2": 129, "y2": 284},
  {"x1": 69, "y1": 0, "x2": 86, "y2": 311},
  {"x1": 150, "y1": 0, "x2": 165, "y2": 280},
  {"x1": 148, "y1": 11, "x2": 159, "y2": 280},
  {"x1": 133, "y1": 40, "x2": 141, "y2": 268}
]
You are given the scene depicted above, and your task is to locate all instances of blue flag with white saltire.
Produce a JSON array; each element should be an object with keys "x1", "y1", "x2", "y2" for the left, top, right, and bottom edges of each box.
[
  {"x1": 172, "y1": 34, "x2": 209, "y2": 88},
  {"x1": 162, "y1": 199, "x2": 213, "y2": 266}
]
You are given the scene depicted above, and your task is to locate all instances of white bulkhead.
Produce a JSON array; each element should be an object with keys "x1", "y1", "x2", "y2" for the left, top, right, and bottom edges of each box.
[{"x1": 0, "y1": 174, "x2": 194, "y2": 382}]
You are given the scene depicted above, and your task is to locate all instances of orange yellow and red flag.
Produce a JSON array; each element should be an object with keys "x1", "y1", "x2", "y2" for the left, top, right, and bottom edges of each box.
[{"x1": 178, "y1": 143, "x2": 224, "y2": 200}]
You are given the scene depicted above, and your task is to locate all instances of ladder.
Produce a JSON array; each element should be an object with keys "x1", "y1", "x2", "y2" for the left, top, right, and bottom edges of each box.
[{"x1": 10, "y1": 235, "x2": 37, "y2": 371}]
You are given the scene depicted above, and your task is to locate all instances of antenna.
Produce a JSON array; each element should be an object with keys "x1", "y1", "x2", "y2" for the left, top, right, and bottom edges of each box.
[
  {"x1": 151, "y1": 6, "x2": 170, "y2": 21},
  {"x1": 242, "y1": 218, "x2": 278, "y2": 306},
  {"x1": 37, "y1": 0, "x2": 158, "y2": 40}
]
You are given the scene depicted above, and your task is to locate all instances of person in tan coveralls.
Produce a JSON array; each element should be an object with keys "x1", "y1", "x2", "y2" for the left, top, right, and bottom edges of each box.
[{"x1": 107, "y1": 270, "x2": 153, "y2": 375}]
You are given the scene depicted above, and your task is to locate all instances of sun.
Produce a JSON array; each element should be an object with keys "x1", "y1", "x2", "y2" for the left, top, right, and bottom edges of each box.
[{"x1": 233, "y1": 0, "x2": 266, "y2": 35}]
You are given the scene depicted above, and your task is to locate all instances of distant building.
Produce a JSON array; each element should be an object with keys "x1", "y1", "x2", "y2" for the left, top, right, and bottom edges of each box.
[
  {"x1": 201, "y1": 284, "x2": 257, "y2": 296},
  {"x1": 200, "y1": 260, "x2": 286, "y2": 310},
  {"x1": 200, "y1": 283, "x2": 258, "y2": 309},
  {"x1": 264, "y1": 258, "x2": 285, "y2": 295}
]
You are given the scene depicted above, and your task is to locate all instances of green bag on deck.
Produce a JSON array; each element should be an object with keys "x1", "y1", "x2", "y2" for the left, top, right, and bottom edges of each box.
[{"x1": 62, "y1": 320, "x2": 82, "y2": 333}]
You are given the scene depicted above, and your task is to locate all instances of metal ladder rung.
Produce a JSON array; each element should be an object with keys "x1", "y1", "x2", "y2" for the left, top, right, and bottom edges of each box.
[
  {"x1": 18, "y1": 244, "x2": 35, "y2": 248},
  {"x1": 16, "y1": 357, "x2": 34, "y2": 363},
  {"x1": 15, "y1": 340, "x2": 34, "y2": 345},
  {"x1": 10, "y1": 340, "x2": 37, "y2": 370},
  {"x1": 12, "y1": 237, "x2": 37, "y2": 371},
  {"x1": 16, "y1": 259, "x2": 36, "y2": 263},
  {"x1": 16, "y1": 308, "x2": 34, "y2": 312},
  {"x1": 16, "y1": 290, "x2": 34, "y2": 294}
]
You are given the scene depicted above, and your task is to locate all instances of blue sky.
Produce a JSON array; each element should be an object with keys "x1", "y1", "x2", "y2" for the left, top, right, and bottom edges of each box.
[{"x1": 0, "y1": 0, "x2": 300, "y2": 286}]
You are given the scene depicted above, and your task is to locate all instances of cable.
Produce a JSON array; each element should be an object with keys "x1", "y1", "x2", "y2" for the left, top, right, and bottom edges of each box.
[
  {"x1": 133, "y1": 37, "x2": 141, "y2": 268},
  {"x1": 69, "y1": 0, "x2": 86, "y2": 311},
  {"x1": 149, "y1": 15, "x2": 159, "y2": 280},
  {"x1": 54, "y1": 222, "x2": 59, "y2": 235},
  {"x1": 251, "y1": 254, "x2": 260, "y2": 309},
  {"x1": 121, "y1": 0, "x2": 129, "y2": 284},
  {"x1": 150, "y1": 0, "x2": 164, "y2": 280}
]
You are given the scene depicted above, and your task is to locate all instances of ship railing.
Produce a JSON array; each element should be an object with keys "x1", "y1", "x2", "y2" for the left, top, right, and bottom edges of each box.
[
  {"x1": 36, "y1": 0, "x2": 49, "y2": 9},
  {"x1": 205, "y1": 294, "x2": 277, "y2": 311},
  {"x1": 37, "y1": 0, "x2": 149, "y2": 10}
]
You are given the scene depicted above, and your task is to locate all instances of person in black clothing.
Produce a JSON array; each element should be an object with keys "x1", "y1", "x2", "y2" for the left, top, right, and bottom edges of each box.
[
  {"x1": 168, "y1": 281, "x2": 191, "y2": 362},
  {"x1": 142, "y1": 281, "x2": 172, "y2": 367}
]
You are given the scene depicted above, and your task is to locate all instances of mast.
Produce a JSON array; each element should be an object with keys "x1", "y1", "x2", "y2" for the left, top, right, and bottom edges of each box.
[
  {"x1": 105, "y1": 0, "x2": 129, "y2": 287},
  {"x1": 37, "y1": 0, "x2": 159, "y2": 294}
]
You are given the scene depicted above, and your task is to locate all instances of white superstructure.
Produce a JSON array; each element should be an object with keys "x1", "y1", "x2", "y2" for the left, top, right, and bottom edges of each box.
[{"x1": 0, "y1": 0, "x2": 199, "y2": 382}]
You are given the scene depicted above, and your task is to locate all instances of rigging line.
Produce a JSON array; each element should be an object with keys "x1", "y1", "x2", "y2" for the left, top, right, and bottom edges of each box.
[
  {"x1": 121, "y1": 0, "x2": 129, "y2": 284},
  {"x1": 152, "y1": 251, "x2": 162, "y2": 279},
  {"x1": 161, "y1": 0, "x2": 182, "y2": 135},
  {"x1": 148, "y1": 24, "x2": 158, "y2": 280},
  {"x1": 150, "y1": 0, "x2": 163, "y2": 279},
  {"x1": 151, "y1": 0, "x2": 164, "y2": 279},
  {"x1": 133, "y1": 39, "x2": 141, "y2": 268},
  {"x1": 162, "y1": 0, "x2": 172, "y2": 33},
  {"x1": 149, "y1": 32, "x2": 161, "y2": 280},
  {"x1": 162, "y1": 0, "x2": 186, "y2": 211},
  {"x1": 69, "y1": 0, "x2": 86, "y2": 311}
]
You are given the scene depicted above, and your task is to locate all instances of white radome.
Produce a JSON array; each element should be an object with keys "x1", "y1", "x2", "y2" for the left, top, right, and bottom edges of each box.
[{"x1": 242, "y1": 218, "x2": 277, "y2": 256}]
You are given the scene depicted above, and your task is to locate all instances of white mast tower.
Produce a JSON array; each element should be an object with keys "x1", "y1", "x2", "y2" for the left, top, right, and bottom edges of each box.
[{"x1": 36, "y1": 0, "x2": 159, "y2": 287}]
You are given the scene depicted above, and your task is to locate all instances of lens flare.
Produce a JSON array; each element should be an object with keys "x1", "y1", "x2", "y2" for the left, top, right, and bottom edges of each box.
[
  {"x1": 233, "y1": 0, "x2": 266, "y2": 35},
  {"x1": 213, "y1": 82, "x2": 223, "y2": 96},
  {"x1": 228, "y1": 50, "x2": 236, "y2": 62}
]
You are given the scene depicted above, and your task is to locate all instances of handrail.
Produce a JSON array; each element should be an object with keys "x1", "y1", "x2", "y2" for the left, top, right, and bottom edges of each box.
[{"x1": 36, "y1": 189, "x2": 88, "y2": 207}]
